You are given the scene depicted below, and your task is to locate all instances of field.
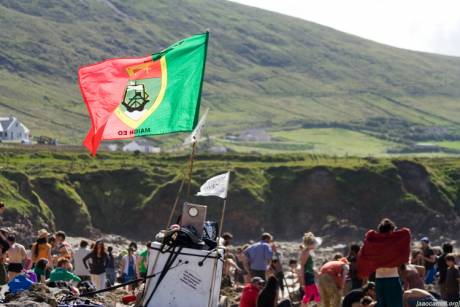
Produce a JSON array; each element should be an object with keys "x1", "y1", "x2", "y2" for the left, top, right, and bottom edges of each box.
[
  {"x1": 216, "y1": 128, "x2": 394, "y2": 155},
  {"x1": 435, "y1": 141, "x2": 460, "y2": 150}
]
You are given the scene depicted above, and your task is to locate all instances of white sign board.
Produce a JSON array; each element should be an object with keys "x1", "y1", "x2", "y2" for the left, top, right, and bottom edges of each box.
[{"x1": 143, "y1": 242, "x2": 224, "y2": 307}]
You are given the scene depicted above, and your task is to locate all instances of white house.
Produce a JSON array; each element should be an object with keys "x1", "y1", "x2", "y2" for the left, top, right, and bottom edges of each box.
[
  {"x1": 0, "y1": 116, "x2": 30, "y2": 142},
  {"x1": 100, "y1": 143, "x2": 119, "y2": 152},
  {"x1": 122, "y1": 140, "x2": 161, "y2": 153}
]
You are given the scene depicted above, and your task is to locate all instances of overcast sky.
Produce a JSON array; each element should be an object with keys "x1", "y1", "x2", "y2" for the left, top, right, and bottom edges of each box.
[{"x1": 229, "y1": 0, "x2": 460, "y2": 57}]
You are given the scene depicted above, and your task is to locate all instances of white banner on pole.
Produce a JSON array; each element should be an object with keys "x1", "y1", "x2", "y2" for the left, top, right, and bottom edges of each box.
[{"x1": 196, "y1": 171, "x2": 230, "y2": 199}]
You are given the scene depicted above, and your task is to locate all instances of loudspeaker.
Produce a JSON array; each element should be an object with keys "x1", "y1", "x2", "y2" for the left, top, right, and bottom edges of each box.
[{"x1": 180, "y1": 202, "x2": 207, "y2": 237}]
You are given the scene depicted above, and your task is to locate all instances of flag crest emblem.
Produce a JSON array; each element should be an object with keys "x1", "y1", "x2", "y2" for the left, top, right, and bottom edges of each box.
[{"x1": 114, "y1": 57, "x2": 167, "y2": 128}]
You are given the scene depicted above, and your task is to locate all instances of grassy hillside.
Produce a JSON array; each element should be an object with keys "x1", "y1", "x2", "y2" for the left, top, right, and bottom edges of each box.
[
  {"x1": 1, "y1": 149, "x2": 460, "y2": 243},
  {"x1": 1, "y1": 0, "x2": 460, "y2": 153}
]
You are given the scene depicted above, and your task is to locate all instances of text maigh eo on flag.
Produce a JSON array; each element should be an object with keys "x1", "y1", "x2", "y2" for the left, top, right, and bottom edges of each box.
[{"x1": 78, "y1": 32, "x2": 209, "y2": 155}]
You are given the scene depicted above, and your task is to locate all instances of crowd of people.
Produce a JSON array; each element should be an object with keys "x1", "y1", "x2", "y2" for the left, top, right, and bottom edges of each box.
[
  {"x1": 0, "y1": 201, "x2": 150, "y2": 296},
  {"x1": 0, "y1": 194, "x2": 459, "y2": 307},
  {"x1": 221, "y1": 218, "x2": 460, "y2": 307}
]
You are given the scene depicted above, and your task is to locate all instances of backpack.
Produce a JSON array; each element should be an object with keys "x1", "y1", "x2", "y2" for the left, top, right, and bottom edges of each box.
[{"x1": 8, "y1": 274, "x2": 33, "y2": 294}]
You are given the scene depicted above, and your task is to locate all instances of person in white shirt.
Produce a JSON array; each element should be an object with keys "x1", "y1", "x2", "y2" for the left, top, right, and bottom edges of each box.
[
  {"x1": 120, "y1": 247, "x2": 139, "y2": 290},
  {"x1": 73, "y1": 240, "x2": 91, "y2": 281}
]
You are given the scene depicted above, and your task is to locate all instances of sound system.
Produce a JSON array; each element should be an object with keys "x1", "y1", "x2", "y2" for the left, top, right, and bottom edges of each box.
[{"x1": 180, "y1": 202, "x2": 207, "y2": 238}]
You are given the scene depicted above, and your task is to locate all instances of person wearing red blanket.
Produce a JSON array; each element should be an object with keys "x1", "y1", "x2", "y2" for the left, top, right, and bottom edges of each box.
[{"x1": 357, "y1": 218, "x2": 411, "y2": 307}]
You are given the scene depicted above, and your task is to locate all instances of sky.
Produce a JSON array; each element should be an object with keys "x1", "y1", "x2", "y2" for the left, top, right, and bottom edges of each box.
[{"x1": 229, "y1": 0, "x2": 460, "y2": 57}]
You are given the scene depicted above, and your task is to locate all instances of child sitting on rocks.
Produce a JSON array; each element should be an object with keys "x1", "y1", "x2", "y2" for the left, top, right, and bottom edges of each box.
[{"x1": 49, "y1": 257, "x2": 81, "y2": 284}]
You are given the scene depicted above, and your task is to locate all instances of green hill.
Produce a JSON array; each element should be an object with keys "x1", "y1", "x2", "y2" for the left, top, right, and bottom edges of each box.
[
  {"x1": 1, "y1": 149, "x2": 460, "y2": 243},
  {"x1": 1, "y1": 0, "x2": 460, "y2": 154}
]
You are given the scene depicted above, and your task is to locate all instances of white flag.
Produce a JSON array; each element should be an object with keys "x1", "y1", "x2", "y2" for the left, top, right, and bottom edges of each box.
[
  {"x1": 196, "y1": 172, "x2": 230, "y2": 199},
  {"x1": 184, "y1": 108, "x2": 209, "y2": 145}
]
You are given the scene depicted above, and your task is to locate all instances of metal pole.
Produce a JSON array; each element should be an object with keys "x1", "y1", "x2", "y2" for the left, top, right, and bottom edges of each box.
[{"x1": 207, "y1": 197, "x2": 228, "y2": 307}]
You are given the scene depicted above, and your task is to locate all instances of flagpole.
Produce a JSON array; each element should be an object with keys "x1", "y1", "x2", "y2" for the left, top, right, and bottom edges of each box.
[
  {"x1": 207, "y1": 196, "x2": 228, "y2": 307},
  {"x1": 186, "y1": 141, "x2": 197, "y2": 197},
  {"x1": 217, "y1": 197, "x2": 227, "y2": 239},
  {"x1": 207, "y1": 172, "x2": 230, "y2": 307},
  {"x1": 166, "y1": 177, "x2": 186, "y2": 228}
]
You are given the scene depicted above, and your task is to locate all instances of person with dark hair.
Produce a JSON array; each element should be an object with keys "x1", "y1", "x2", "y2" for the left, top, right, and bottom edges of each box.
[
  {"x1": 357, "y1": 218, "x2": 411, "y2": 307},
  {"x1": 49, "y1": 257, "x2": 80, "y2": 283},
  {"x1": 0, "y1": 201, "x2": 5, "y2": 215},
  {"x1": 6, "y1": 235, "x2": 28, "y2": 281},
  {"x1": 83, "y1": 240, "x2": 108, "y2": 290},
  {"x1": 121, "y1": 247, "x2": 138, "y2": 291},
  {"x1": 287, "y1": 259, "x2": 300, "y2": 292},
  {"x1": 347, "y1": 243, "x2": 362, "y2": 290},
  {"x1": 399, "y1": 263, "x2": 425, "y2": 290},
  {"x1": 257, "y1": 276, "x2": 277, "y2": 307},
  {"x1": 33, "y1": 258, "x2": 49, "y2": 283},
  {"x1": 342, "y1": 281, "x2": 376, "y2": 307},
  {"x1": 31, "y1": 229, "x2": 52, "y2": 267},
  {"x1": 243, "y1": 233, "x2": 273, "y2": 281},
  {"x1": 445, "y1": 253, "x2": 460, "y2": 303},
  {"x1": 0, "y1": 228, "x2": 9, "y2": 285},
  {"x1": 48, "y1": 235, "x2": 58, "y2": 259},
  {"x1": 128, "y1": 241, "x2": 138, "y2": 251},
  {"x1": 419, "y1": 237, "x2": 436, "y2": 285},
  {"x1": 137, "y1": 242, "x2": 151, "y2": 280},
  {"x1": 269, "y1": 243, "x2": 285, "y2": 296},
  {"x1": 222, "y1": 253, "x2": 242, "y2": 287},
  {"x1": 74, "y1": 240, "x2": 91, "y2": 281},
  {"x1": 55, "y1": 231, "x2": 73, "y2": 261},
  {"x1": 377, "y1": 218, "x2": 396, "y2": 233},
  {"x1": 256, "y1": 276, "x2": 291, "y2": 307},
  {"x1": 360, "y1": 296, "x2": 375, "y2": 306},
  {"x1": 236, "y1": 246, "x2": 250, "y2": 284},
  {"x1": 240, "y1": 276, "x2": 264, "y2": 307},
  {"x1": 106, "y1": 246, "x2": 116, "y2": 286},
  {"x1": 333, "y1": 253, "x2": 344, "y2": 261},
  {"x1": 403, "y1": 288, "x2": 438, "y2": 307},
  {"x1": 410, "y1": 250, "x2": 424, "y2": 266},
  {"x1": 437, "y1": 242, "x2": 453, "y2": 299},
  {"x1": 222, "y1": 232, "x2": 234, "y2": 247},
  {"x1": 288, "y1": 259, "x2": 297, "y2": 271}
]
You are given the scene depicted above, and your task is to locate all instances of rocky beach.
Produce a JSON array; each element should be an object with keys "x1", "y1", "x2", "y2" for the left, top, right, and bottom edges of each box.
[{"x1": 0, "y1": 235, "x2": 342, "y2": 307}]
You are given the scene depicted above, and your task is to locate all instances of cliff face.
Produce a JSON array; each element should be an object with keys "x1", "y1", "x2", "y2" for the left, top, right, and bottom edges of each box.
[{"x1": 1, "y1": 152, "x2": 460, "y2": 244}]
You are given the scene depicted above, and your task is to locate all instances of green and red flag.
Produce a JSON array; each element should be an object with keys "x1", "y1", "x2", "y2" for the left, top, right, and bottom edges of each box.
[{"x1": 79, "y1": 32, "x2": 209, "y2": 155}]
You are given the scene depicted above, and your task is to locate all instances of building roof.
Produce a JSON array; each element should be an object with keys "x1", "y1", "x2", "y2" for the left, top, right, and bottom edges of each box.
[
  {"x1": 0, "y1": 117, "x2": 15, "y2": 132},
  {"x1": 0, "y1": 117, "x2": 30, "y2": 134},
  {"x1": 19, "y1": 123, "x2": 30, "y2": 134}
]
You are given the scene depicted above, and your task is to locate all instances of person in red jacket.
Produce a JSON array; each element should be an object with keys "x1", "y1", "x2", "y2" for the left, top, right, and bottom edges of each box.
[
  {"x1": 239, "y1": 276, "x2": 264, "y2": 307},
  {"x1": 357, "y1": 218, "x2": 411, "y2": 307}
]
